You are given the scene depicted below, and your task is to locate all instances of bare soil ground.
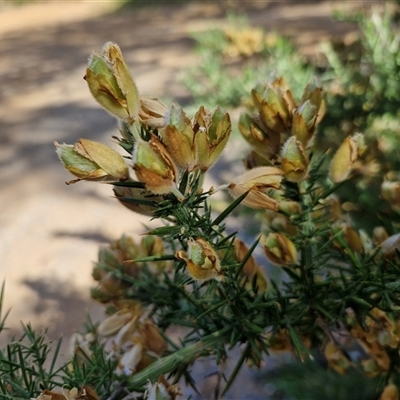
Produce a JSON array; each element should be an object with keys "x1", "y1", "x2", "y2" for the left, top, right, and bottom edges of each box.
[{"x1": 0, "y1": 0, "x2": 382, "y2": 397}]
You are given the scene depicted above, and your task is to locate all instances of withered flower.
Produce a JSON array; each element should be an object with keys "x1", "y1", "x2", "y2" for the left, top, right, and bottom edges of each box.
[
  {"x1": 234, "y1": 238, "x2": 267, "y2": 292},
  {"x1": 155, "y1": 104, "x2": 231, "y2": 173},
  {"x1": 113, "y1": 186, "x2": 161, "y2": 216},
  {"x1": 261, "y1": 232, "x2": 298, "y2": 266},
  {"x1": 140, "y1": 235, "x2": 171, "y2": 272},
  {"x1": 349, "y1": 308, "x2": 393, "y2": 376},
  {"x1": 139, "y1": 319, "x2": 167, "y2": 355},
  {"x1": 381, "y1": 181, "x2": 400, "y2": 214},
  {"x1": 55, "y1": 139, "x2": 129, "y2": 185},
  {"x1": 92, "y1": 235, "x2": 142, "y2": 303},
  {"x1": 97, "y1": 309, "x2": 138, "y2": 337},
  {"x1": 345, "y1": 226, "x2": 364, "y2": 253},
  {"x1": 33, "y1": 386, "x2": 99, "y2": 400},
  {"x1": 281, "y1": 136, "x2": 309, "y2": 182},
  {"x1": 145, "y1": 376, "x2": 182, "y2": 400},
  {"x1": 132, "y1": 134, "x2": 183, "y2": 200},
  {"x1": 159, "y1": 103, "x2": 196, "y2": 171},
  {"x1": 238, "y1": 113, "x2": 280, "y2": 161},
  {"x1": 268, "y1": 329, "x2": 292, "y2": 352},
  {"x1": 117, "y1": 342, "x2": 144, "y2": 375},
  {"x1": 176, "y1": 238, "x2": 223, "y2": 281},
  {"x1": 293, "y1": 78, "x2": 325, "y2": 147},
  {"x1": 70, "y1": 332, "x2": 95, "y2": 361},
  {"x1": 85, "y1": 42, "x2": 139, "y2": 122},
  {"x1": 329, "y1": 134, "x2": 364, "y2": 183},
  {"x1": 379, "y1": 384, "x2": 399, "y2": 400},
  {"x1": 193, "y1": 106, "x2": 231, "y2": 171},
  {"x1": 324, "y1": 341, "x2": 351, "y2": 375},
  {"x1": 224, "y1": 26, "x2": 264, "y2": 58},
  {"x1": 373, "y1": 226, "x2": 389, "y2": 247},
  {"x1": 251, "y1": 77, "x2": 292, "y2": 134},
  {"x1": 380, "y1": 232, "x2": 400, "y2": 259},
  {"x1": 229, "y1": 167, "x2": 283, "y2": 210},
  {"x1": 139, "y1": 97, "x2": 168, "y2": 128}
]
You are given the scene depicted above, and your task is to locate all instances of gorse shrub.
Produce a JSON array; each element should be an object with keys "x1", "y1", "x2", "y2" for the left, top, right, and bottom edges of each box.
[
  {"x1": 2, "y1": 24, "x2": 400, "y2": 400},
  {"x1": 183, "y1": 7, "x2": 400, "y2": 235},
  {"x1": 318, "y1": 6, "x2": 400, "y2": 232}
]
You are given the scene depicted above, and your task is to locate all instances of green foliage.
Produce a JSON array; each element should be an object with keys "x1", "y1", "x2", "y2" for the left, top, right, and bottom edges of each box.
[
  {"x1": 62, "y1": 340, "x2": 117, "y2": 398},
  {"x1": 315, "y1": 6, "x2": 400, "y2": 231},
  {"x1": 266, "y1": 360, "x2": 383, "y2": 400},
  {"x1": 0, "y1": 281, "x2": 62, "y2": 399},
  {"x1": 183, "y1": 14, "x2": 313, "y2": 109},
  {"x1": 321, "y1": 7, "x2": 400, "y2": 135},
  {"x1": 0, "y1": 325, "x2": 63, "y2": 399},
  {"x1": 184, "y1": 8, "x2": 400, "y2": 233}
]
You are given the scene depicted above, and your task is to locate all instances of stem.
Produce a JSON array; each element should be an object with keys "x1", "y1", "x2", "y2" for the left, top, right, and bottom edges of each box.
[
  {"x1": 170, "y1": 186, "x2": 185, "y2": 202},
  {"x1": 196, "y1": 170, "x2": 206, "y2": 193},
  {"x1": 186, "y1": 169, "x2": 205, "y2": 196},
  {"x1": 127, "y1": 327, "x2": 231, "y2": 390},
  {"x1": 221, "y1": 342, "x2": 250, "y2": 397},
  {"x1": 209, "y1": 183, "x2": 230, "y2": 195}
]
